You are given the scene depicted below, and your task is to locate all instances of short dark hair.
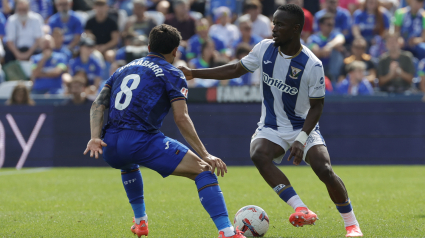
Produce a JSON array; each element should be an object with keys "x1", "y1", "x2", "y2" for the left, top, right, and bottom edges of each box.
[
  {"x1": 319, "y1": 13, "x2": 335, "y2": 25},
  {"x1": 277, "y1": 4, "x2": 305, "y2": 33},
  {"x1": 149, "y1": 24, "x2": 182, "y2": 54}
]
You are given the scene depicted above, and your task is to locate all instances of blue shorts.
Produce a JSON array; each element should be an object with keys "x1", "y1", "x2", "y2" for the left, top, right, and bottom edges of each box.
[{"x1": 102, "y1": 129, "x2": 189, "y2": 178}]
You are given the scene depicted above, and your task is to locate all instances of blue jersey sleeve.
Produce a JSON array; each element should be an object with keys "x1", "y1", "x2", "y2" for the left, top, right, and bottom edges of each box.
[
  {"x1": 353, "y1": 10, "x2": 362, "y2": 25},
  {"x1": 104, "y1": 72, "x2": 115, "y2": 89},
  {"x1": 94, "y1": 60, "x2": 102, "y2": 78},
  {"x1": 164, "y1": 71, "x2": 188, "y2": 103},
  {"x1": 341, "y1": 10, "x2": 352, "y2": 31},
  {"x1": 72, "y1": 15, "x2": 84, "y2": 34},
  {"x1": 383, "y1": 11, "x2": 390, "y2": 29}
]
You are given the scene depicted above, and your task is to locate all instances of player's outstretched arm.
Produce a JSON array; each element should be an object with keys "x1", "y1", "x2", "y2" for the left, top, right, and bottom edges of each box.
[
  {"x1": 83, "y1": 87, "x2": 110, "y2": 159},
  {"x1": 178, "y1": 61, "x2": 248, "y2": 80},
  {"x1": 171, "y1": 100, "x2": 227, "y2": 177},
  {"x1": 288, "y1": 98, "x2": 324, "y2": 166}
]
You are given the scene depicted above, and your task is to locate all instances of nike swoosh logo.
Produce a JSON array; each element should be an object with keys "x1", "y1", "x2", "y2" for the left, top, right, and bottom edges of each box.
[
  {"x1": 314, "y1": 63, "x2": 322, "y2": 68},
  {"x1": 263, "y1": 60, "x2": 272, "y2": 64}
]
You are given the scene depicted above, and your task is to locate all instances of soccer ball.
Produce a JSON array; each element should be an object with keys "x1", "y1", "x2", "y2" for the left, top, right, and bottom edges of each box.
[{"x1": 233, "y1": 205, "x2": 269, "y2": 237}]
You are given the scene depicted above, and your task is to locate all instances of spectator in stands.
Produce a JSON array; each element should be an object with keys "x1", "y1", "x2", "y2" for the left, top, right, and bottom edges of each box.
[
  {"x1": 115, "y1": 32, "x2": 137, "y2": 62},
  {"x1": 85, "y1": 0, "x2": 119, "y2": 53},
  {"x1": 336, "y1": 61, "x2": 374, "y2": 95},
  {"x1": 124, "y1": 0, "x2": 157, "y2": 37},
  {"x1": 52, "y1": 28, "x2": 72, "y2": 63},
  {"x1": 394, "y1": 0, "x2": 425, "y2": 60},
  {"x1": 186, "y1": 18, "x2": 226, "y2": 60},
  {"x1": 30, "y1": 0, "x2": 54, "y2": 20},
  {"x1": 65, "y1": 71, "x2": 92, "y2": 105},
  {"x1": 188, "y1": 39, "x2": 219, "y2": 87},
  {"x1": 308, "y1": 13, "x2": 345, "y2": 82},
  {"x1": 338, "y1": 0, "x2": 359, "y2": 14},
  {"x1": 232, "y1": 18, "x2": 262, "y2": 51},
  {"x1": 48, "y1": 0, "x2": 83, "y2": 49},
  {"x1": 0, "y1": 12, "x2": 5, "y2": 40},
  {"x1": 30, "y1": 35, "x2": 67, "y2": 95},
  {"x1": 68, "y1": 36, "x2": 103, "y2": 92},
  {"x1": 0, "y1": 0, "x2": 13, "y2": 15},
  {"x1": 377, "y1": 33, "x2": 415, "y2": 93},
  {"x1": 4, "y1": 0, "x2": 43, "y2": 63},
  {"x1": 205, "y1": 0, "x2": 242, "y2": 22},
  {"x1": 238, "y1": 0, "x2": 271, "y2": 39},
  {"x1": 228, "y1": 43, "x2": 257, "y2": 85},
  {"x1": 164, "y1": 0, "x2": 195, "y2": 41},
  {"x1": 339, "y1": 38, "x2": 377, "y2": 82},
  {"x1": 314, "y1": 0, "x2": 352, "y2": 41},
  {"x1": 286, "y1": 0, "x2": 314, "y2": 42},
  {"x1": 417, "y1": 57, "x2": 425, "y2": 92},
  {"x1": 5, "y1": 82, "x2": 35, "y2": 105},
  {"x1": 209, "y1": 6, "x2": 239, "y2": 49},
  {"x1": 115, "y1": 34, "x2": 148, "y2": 63},
  {"x1": 352, "y1": 0, "x2": 390, "y2": 47}
]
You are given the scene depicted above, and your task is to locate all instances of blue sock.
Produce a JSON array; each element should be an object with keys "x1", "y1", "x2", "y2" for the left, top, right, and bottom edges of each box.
[
  {"x1": 335, "y1": 199, "x2": 353, "y2": 214},
  {"x1": 276, "y1": 185, "x2": 297, "y2": 202},
  {"x1": 195, "y1": 171, "x2": 232, "y2": 231},
  {"x1": 121, "y1": 168, "x2": 146, "y2": 218},
  {"x1": 274, "y1": 184, "x2": 306, "y2": 210}
]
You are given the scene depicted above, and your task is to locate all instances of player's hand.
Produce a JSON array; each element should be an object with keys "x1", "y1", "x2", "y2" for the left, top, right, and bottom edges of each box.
[
  {"x1": 83, "y1": 138, "x2": 107, "y2": 159},
  {"x1": 203, "y1": 154, "x2": 228, "y2": 177},
  {"x1": 287, "y1": 141, "x2": 304, "y2": 166},
  {"x1": 177, "y1": 65, "x2": 194, "y2": 80}
]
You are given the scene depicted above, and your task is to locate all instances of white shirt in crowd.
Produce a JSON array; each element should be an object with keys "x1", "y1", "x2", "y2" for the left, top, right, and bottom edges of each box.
[
  {"x1": 5, "y1": 11, "x2": 44, "y2": 48},
  {"x1": 209, "y1": 23, "x2": 240, "y2": 49},
  {"x1": 239, "y1": 14, "x2": 272, "y2": 39}
]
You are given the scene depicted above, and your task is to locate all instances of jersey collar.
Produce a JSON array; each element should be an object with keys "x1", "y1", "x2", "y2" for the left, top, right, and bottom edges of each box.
[
  {"x1": 278, "y1": 46, "x2": 303, "y2": 59},
  {"x1": 147, "y1": 52, "x2": 166, "y2": 60}
]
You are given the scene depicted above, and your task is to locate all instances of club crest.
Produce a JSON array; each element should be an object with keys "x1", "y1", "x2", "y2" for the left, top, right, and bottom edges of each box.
[{"x1": 289, "y1": 66, "x2": 302, "y2": 79}]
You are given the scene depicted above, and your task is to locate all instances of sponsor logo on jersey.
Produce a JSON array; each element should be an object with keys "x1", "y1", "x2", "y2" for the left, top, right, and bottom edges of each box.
[
  {"x1": 181, "y1": 87, "x2": 188, "y2": 98},
  {"x1": 289, "y1": 66, "x2": 302, "y2": 79},
  {"x1": 262, "y1": 72, "x2": 299, "y2": 95}
]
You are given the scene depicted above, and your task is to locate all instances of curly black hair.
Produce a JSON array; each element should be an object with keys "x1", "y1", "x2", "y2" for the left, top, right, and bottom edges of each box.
[{"x1": 277, "y1": 4, "x2": 305, "y2": 33}]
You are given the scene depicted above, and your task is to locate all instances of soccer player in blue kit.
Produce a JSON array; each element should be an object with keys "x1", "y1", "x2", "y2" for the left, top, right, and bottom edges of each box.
[{"x1": 83, "y1": 24, "x2": 245, "y2": 238}]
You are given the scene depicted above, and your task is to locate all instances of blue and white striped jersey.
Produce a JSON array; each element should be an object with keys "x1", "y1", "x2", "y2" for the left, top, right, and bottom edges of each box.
[{"x1": 240, "y1": 39, "x2": 325, "y2": 131}]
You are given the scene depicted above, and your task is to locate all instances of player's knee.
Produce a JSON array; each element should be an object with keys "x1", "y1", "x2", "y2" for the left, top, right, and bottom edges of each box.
[
  {"x1": 251, "y1": 149, "x2": 272, "y2": 167},
  {"x1": 316, "y1": 163, "x2": 335, "y2": 183}
]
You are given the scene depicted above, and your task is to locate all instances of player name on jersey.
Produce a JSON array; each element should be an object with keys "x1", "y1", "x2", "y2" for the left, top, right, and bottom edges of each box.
[{"x1": 119, "y1": 59, "x2": 165, "y2": 77}]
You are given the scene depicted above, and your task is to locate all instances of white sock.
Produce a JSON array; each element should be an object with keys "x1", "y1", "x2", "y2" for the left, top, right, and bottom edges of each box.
[
  {"x1": 219, "y1": 226, "x2": 235, "y2": 237},
  {"x1": 287, "y1": 195, "x2": 307, "y2": 210},
  {"x1": 340, "y1": 210, "x2": 359, "y2": 227},
  {"x1": 135, "y1": 215, "x2": 148, "y2": 225}
]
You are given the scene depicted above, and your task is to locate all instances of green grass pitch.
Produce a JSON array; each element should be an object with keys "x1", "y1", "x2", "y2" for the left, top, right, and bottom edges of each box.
[{"x1": 0, "y1": 166, "x2": 424, "y2": 237}]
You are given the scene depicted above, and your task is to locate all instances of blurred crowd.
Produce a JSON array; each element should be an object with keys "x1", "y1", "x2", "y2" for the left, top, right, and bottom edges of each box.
[{"x1": 3, "y1": 0, "x2": 425, "y2": 106}]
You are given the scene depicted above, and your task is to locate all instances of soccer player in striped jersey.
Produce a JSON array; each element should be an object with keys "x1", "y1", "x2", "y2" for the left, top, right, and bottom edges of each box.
[{"x1": 179, "y1": 4, "x2": 363, "y2": 237}]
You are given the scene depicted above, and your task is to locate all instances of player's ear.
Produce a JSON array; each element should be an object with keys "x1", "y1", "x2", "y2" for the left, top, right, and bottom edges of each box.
[
  {"x1": 171, "y1": 47, "x2": 178, "y2": 57},
  {"x1": 148, "y1": 45, "x2": 151, "y2": 52}
]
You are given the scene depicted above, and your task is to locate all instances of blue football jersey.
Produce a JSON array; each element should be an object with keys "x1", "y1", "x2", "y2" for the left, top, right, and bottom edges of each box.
[{"x1": 104, "y1": 52, "x2": 188, "y2": 133}]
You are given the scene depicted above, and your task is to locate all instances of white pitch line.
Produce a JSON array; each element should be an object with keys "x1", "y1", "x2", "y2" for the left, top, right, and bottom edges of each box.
[{"x1": 0, "y1": 167, "x2": 52, "y2": 176}]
